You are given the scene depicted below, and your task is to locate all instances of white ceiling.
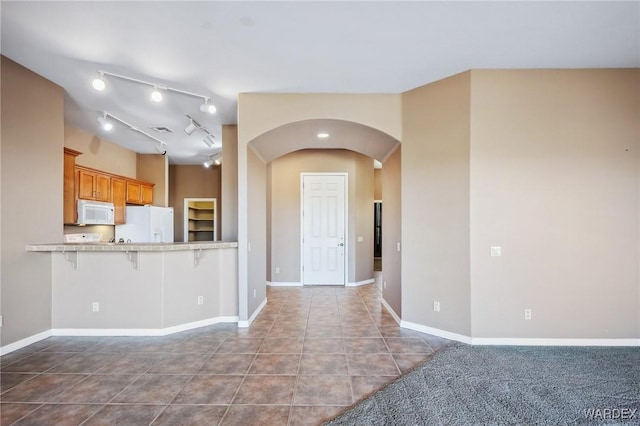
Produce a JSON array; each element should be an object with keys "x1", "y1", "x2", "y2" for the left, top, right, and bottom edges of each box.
[{"x1": 1, "y1": 1, "x2": 638, "y2": 164}]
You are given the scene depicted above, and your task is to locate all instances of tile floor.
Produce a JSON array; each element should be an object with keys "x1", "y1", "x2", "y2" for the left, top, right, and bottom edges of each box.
[{"x1": 0, "y1": 284, "x2": 450, "y2": 425}]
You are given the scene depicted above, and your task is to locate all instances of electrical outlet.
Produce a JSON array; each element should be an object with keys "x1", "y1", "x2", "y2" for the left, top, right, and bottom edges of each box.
[
  {"x1": 0, "y1": 315, "x2": 3, "y2": 327},
  {"x1": 524, "y1": 309, "x2": 532, "y2": 320},
  {"x1": 397, "y1": 242, "x2": 401, "y2": 252},
  {"x1": 491, "y1": 246, "x2": 502, "y2": 257},
  {"x1": 433, "y1": 301, "x2": 440, "y2": 312},
  {"x1": 197, "y1": 296, "x2": 204, "y2": 305},
  {"x1": 357, "y1": 236, "x2": 364, "y2": 242},
  {"x1": 383, "y1": 281, "x2": 387, "y2": 289},
  {"x1": 253, "y1": 289, "x2": 257, "y2": 298},
  {"x1": 92, "y1": 302, "x2": 100, "y2": 312},
  {"x1": 275, "y1": 267, "x2": 280, "y2": 274}
]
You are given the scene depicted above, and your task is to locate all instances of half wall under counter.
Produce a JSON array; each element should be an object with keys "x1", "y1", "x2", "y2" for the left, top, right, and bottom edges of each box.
[{"x1": 26, "y1": 242, "x2": 239, "y2": 335}]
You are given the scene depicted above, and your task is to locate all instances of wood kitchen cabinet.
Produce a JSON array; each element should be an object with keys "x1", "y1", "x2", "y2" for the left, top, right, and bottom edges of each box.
[
  {"x1": 77, "y1": 167, "x2": 111, "y2": 202},
  {"x1": 111, "y1": 177, "x2": 127, "y2": 224},
  {"x1": 63, "y1": 148, "x2": 156, "y2": 224},
  {"x1": 126, "y1": 180, "x2": 154, "y2": 205},
  {"x1": 63, "y1": 148, "x2": 82, "y2": 224}
]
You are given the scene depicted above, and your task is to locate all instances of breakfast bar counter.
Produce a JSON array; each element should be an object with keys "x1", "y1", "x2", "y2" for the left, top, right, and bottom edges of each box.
[{"x1": 26, "y1": 242, "x2": 239, "y2": 335}]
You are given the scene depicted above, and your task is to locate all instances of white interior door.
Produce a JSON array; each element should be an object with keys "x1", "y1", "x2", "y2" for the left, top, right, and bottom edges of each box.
[{"x1": 302, "y1": 174, "x2": 346, "y2": 285}]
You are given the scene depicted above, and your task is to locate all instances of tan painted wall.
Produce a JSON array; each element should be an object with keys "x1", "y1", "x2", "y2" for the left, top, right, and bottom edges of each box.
[
  {"x1": 1, "y1": 56, "x2": 64, "y2": 346},
  {"x1": 222, "y1": 125, "x2": 238, "y2": 241},
  {"x1": 137, "y1": 154, "x2": 168, "y2": 207},
  {"x1": 382, "y1": 146, "x2": 402, "y2": 316},
  {"x1": 374, "y1": 169, "x2": 382, "y2": 200},
  {"x1": 247, "y1": 146, "x2": 267, "y2": 315},
  {"x1": 65, "y1": 125, "x2": 137, "y2": 178},
  {"x1": 401, "y1": 71, "x2": 472, "y2": 336},
  {"x1": 355, "y1": 152, "x2": 375, "y2": 282},
  {"x1": 469, "y1": 69, "x2": 640, "y2": 338},
  {"x1": 239, "y1": 93, "x2": 402, "y2": 144},
  {"x1": 168, "y1": 165, "x2": 222, "y2": 242},
  {"x1": 268, "y1": 149, "x2": 374, "y2": 284}
]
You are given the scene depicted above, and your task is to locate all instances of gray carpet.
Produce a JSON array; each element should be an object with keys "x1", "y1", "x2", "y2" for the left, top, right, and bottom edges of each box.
[{"x1": 327, "y1": 343, "x2": 640, "y2": 425}]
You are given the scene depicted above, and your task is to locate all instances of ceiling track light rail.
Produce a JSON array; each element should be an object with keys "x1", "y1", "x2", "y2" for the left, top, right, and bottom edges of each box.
[
  {"x1": 93, "y1": 70, "x2": 216, "y2": 113},
  {"x1": 98, "y1": 112, "x2": 167, "y2": 155}
]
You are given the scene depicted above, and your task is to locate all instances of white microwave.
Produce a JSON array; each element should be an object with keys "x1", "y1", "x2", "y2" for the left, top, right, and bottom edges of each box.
[{"x1": 77, "y1": 200, "x2": 115, "y2": 225}]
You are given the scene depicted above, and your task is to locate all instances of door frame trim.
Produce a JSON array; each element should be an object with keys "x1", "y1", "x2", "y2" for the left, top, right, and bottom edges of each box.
[{"x1": 300, "y1": 172, "x2": 349, "y2": 286}]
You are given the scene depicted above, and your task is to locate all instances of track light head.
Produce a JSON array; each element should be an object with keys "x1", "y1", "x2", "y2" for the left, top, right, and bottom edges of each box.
[
  {"x1": 184, "y1": 121, "x2": 197, "y2": 135},
  {"x1": 92, "y1": 73, "x2": 105, "y2": 91},
  {"x1": 97, "y1": 114, "x2": 113, "y2": 131},
  {"x1": 150, "y1": 87, "x2": 163, "y2": 102},
  {"x1": 203, "y1": 135, "x2": 216, "y2": 148},
  {"x1": 154, "y1": 144, "x2": 167, "y2": 155},
  {"x1": 203, "y1": 159, "x2": 214, "y2": 168},
  {"x1": 200, "y1": 100, "x2": 217, "y2": 114}
]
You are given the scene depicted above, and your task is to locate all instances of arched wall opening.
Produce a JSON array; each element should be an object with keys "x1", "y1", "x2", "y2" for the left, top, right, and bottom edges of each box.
[{"x1": 238, "y1": 109, "x2": 402, "y2": 325}]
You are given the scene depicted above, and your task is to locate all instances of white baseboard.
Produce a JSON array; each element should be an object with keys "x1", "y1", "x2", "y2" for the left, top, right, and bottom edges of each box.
[
  {"x1": 0, "y1": 316, "x2": 239, "y2": 355},
  {"x1": 471, "y1": 337, "x2": 640, "y2": 347},
  {"x1": 266, "y1": 281, "x2": 302, "y2": 287},
  {"x1": 380, "y1": 297, "x2": 401, "y2": 326},
  {"x1": 238, "y1": 297, "x2": 267, "y2": 328},
  {"x1": 401, "y1": 320, "x2": 640, "y2": 347},
  {"x1": 0, "y1": 330, "x2": 52, "y2": 356},
  {"x1": 401, "y1": 321, "x2": 473, "y2": 344},
  {"x1": 346, "y1": 278, "x2": 375, "y2": 287},
  {"x1": 52, "y1": 316, "x2": 239, "y2": 338}
]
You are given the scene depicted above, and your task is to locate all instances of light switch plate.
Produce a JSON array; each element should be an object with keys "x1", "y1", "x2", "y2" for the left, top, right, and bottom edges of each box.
[{"x1": 490, "y1": 246, "x2": 502, "y2": 257}]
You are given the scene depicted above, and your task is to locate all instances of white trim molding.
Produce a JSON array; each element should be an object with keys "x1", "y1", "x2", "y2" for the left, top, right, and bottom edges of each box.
[
  {"x1": 0, "y1": 330, "x2": 52, "y2": 356},
  {"x1": 52, "y1": 316, "x2": 239, "y2": 338},
  {"x1": 266, "y1": 281, "x2": 302, "y2": 287},
  {"x1": 0, "y1": 316, "x2": 240, "y2": 355},
  {"x1": 346, "y1": 278, "x2": 375, "y2": 287},
  {"x1": 401, "y1": 321, "x2": 473, "y2": 344},
  {"x1": 238, "y1": 297, "x2": 267, "y2": 328},
  {"x1": 401, "y1": 321, "x2": 640, "y2": 347},
  {"x1": 471, "y1": 337, "x2": 640, "y2": 347},
  {"x1": 380, "y1": 297, "x2": 401, "y2": 326}
]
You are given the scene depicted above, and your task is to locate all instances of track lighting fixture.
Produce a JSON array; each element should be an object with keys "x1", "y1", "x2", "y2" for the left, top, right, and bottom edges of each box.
[
  {"x1": 92, "y1": 72, "x2": 106, "y2": 91},
  {"x1": 203, "y1": 151, "x2": 222, "y2": 168},
  {"x1": 98, "y1": 112, "x2": 168, "y2": 154},
  {"x1": 92, "y1": 70, "x2": 216, "y2": 112},
  {"x1": 97, "y1": 113, "x2": 113, "y2": 131},
  {"x1": 154, "y1": 143, "x2": 167, "y2": 155},
  {"x1": 200, "y1": 99, "x2": 216, "y2": 114},
  {"x1": 203, "y1": 135, "x2": 216, "y2": 148},
  {"x1": 184, "y1": 121, "x2": 197, "y2": 135},
  {"x1": 150, "y1": 87, "x2": 163, "y2": 103}
]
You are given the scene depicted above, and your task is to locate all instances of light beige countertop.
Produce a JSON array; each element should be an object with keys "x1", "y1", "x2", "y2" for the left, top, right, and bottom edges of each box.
[{"x1": 26, "y1": 241, "x2": 238, "y2": 252}]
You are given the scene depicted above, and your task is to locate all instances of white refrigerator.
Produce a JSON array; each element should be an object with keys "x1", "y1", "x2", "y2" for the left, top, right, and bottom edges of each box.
[{"x1": 115, "y1": 206, "x2": 174, "y2": 243}]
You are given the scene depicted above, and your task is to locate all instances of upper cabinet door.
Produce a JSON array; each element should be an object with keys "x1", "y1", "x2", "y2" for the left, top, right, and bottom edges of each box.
[
  {"x1": 126, "y1": 181, "x2": 141, "y2": 204},
  {"x1": 141, "y1": 183, "x2": 154, "y2": 205},
  {"x1": 111, "y1": 177, "x2": 126, "y2": 224},
  {"x1": 77, "y1": 169, "x2": 97, "y2": 200},
  {"x1": 95, "y1": 173, "x2": 111, "y2": 202},
  {"x1": 77, "y1": 168, "x2": 111, "y2": 201}
]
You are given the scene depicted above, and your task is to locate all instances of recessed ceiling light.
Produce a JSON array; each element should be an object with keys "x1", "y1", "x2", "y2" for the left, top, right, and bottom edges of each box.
[{"x1": 317, "y1": 132, "x2": 330, "y2": 139}]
